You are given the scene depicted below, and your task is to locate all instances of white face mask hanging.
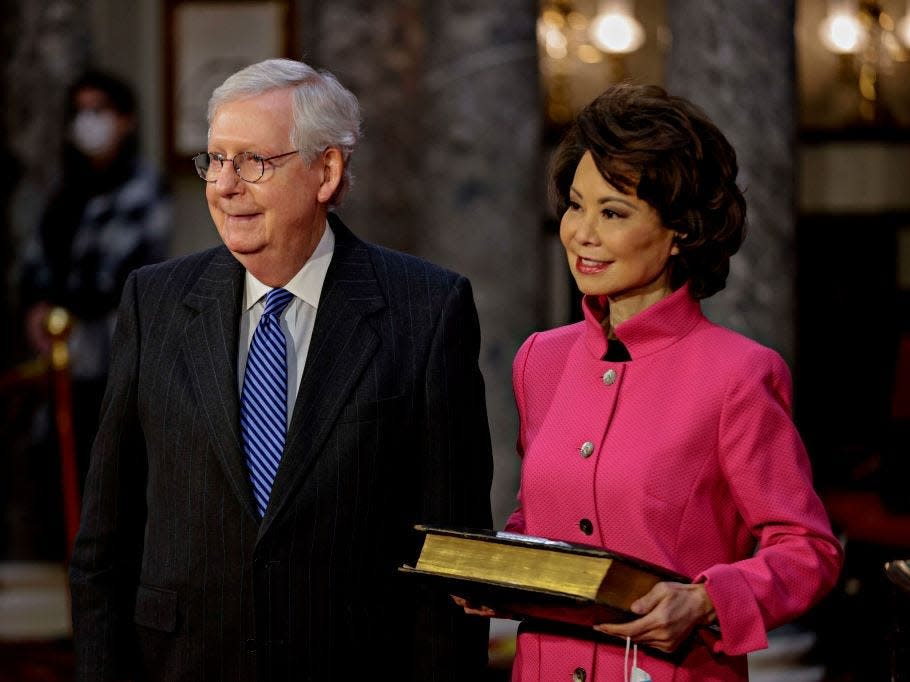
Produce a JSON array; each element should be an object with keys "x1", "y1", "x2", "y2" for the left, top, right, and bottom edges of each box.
[{"x1": 623, "y1": 636, "x2": 652, "y2": 682}]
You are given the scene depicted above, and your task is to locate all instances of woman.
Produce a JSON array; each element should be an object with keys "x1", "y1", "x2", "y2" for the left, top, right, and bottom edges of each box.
[{"x1": 462, "y1": 84, "x2": 843, "y2": 680}]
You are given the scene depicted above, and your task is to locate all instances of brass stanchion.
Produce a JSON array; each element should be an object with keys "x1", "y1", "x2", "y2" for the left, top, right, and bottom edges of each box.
[{"x1": 45, "y1": 308, "x2": 81, "y2": 558}]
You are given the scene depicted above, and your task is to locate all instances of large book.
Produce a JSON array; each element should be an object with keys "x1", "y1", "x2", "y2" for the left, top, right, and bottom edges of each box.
[{"x1": 400, "y1": 525, "x2": 690, "y2": 628}]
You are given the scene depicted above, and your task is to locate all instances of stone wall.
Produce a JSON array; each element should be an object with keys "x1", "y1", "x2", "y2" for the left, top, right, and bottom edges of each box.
[
  {"x1": 3, "y1": 0, "x2": 91, "y2": 331},
  {"x1": 304, "y1": 1, "x2": 543, "y2": 525}
]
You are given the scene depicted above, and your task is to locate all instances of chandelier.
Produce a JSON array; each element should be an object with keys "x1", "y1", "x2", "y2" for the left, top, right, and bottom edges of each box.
[
  {"x1": 537, "y1": 0, "x2": 649, "y2": 124},
  {"x1": 818, "y1": 0, "x2": 910, "y2": 122}
]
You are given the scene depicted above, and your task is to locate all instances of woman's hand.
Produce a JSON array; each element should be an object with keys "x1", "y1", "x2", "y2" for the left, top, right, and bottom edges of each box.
[
  {"x1": 593, "y1": 581, "x2": 716, "y2": 653},
  {"x1": 450, "y1": 595, "x2": 497, "y2": 618}
]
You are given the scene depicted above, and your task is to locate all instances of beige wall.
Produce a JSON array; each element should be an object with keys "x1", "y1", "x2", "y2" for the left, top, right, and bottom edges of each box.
[
  {"x1": 800, "y1": 143, "x2": 910, "y2": 213},
  {"x1": 801, "y1": 141, "x2": 910, "y2": 300}
]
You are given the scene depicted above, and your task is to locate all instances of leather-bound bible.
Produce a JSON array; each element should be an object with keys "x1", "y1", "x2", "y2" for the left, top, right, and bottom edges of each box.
[{"x1": 400, "y1": 525, "x2": 690, "y2": 628}]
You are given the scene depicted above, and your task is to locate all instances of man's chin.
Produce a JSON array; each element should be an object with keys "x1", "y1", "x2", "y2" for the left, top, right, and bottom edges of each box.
[{"x1": 222, "y1": 237, "x2": 266, "y2": 257}]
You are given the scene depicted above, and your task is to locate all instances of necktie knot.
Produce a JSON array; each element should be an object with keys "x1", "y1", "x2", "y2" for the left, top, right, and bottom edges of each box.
[{"x1": 263, "y1": 287, "x2": 294, "y2": 317}]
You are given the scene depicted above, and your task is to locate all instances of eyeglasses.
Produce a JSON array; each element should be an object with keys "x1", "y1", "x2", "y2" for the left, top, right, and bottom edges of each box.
[{"x1": 192, "y1": 150, "x2": 299, "y2": 183}]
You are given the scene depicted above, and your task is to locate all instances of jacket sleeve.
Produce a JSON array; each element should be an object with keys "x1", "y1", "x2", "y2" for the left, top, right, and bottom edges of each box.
[
  {"x1": 696, "y1": 346, "x2": 844, "y2": 656},
  {"x1": 68, "y1": 270, "x2": 148, "y2": 681},
  {"x1": 411, "y1": 274, "x2": 494, "y2": 679}
]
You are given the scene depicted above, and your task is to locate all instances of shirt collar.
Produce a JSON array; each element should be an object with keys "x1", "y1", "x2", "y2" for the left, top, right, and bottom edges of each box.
[{"x1": 243, "y1": 221, "x2": 335, "y2": 311}]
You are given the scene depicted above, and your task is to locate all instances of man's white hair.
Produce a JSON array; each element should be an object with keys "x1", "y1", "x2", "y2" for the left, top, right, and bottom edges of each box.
[{"x1": 208, "y1": 58, "x2": 361, "y2": 205}]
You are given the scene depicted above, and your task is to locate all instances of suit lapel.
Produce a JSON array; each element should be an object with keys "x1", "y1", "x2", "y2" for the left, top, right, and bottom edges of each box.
[
  {"x1": 260, "y1": 215, "x2": 386, "y2": 536},
  {"x1": 181, "y1": 248, "x2": 259, "y2": 521}
]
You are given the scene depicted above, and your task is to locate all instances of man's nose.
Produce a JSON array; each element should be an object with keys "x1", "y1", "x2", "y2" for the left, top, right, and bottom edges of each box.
[{"x1": 212, "y1": 160, "x2": 244, "y2": 194}]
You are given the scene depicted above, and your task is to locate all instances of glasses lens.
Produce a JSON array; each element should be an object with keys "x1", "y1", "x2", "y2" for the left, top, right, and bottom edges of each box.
[
  {"x1": 236, "y1": 152, "x2": 265, "y2": 183},
  {"x1": 193, "y1": 153, "x2": 220, "y2": 182}
]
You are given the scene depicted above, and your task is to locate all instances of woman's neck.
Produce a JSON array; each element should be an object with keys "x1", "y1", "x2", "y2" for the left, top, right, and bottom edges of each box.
[{"x1": 606, "y1": 285, "x2": 673, "y2": 333}]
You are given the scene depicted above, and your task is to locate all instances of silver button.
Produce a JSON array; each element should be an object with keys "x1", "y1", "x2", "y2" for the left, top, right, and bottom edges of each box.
[
  {"x1": 580, "y1": 441, "x2": 595, "y2": 458},
  {"x1": 573, "y1": 668, "x2": 587, "y2": 682},
  {"x1": 602, "y1": 369, "x2": 617, "y2": 385}
]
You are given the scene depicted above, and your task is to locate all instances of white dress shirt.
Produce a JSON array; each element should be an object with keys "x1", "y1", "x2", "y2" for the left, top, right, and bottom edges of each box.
[{"x1": 237, "y1": 223, "x2": 335, "y2": 423}]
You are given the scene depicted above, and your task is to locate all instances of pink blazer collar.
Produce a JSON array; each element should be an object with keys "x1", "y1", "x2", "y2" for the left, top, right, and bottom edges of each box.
[{"x1": 582, "y1": 284, "x2": 705, "y2": 360}]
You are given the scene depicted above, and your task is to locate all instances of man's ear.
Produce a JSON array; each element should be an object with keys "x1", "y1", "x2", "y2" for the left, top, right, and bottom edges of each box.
[{"x1": 316, "y1": 148, "x2": 343, "y2": 203}]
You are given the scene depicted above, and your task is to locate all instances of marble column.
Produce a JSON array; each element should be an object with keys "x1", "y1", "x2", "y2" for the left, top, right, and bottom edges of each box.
[
  {"x1": 5, "y1": 0, "x2": 92, "y2": 218},
  {"x1": 4, "y1": 0, "x2": 91, "y2": 294},
  {"x1": 417, "y1": 2, "x2": 542, "y2": 527},
  {"x1": 306, "y1": 1, "x2": 542, "y2": 526},
  {"x1": 665, "y1": 0, "x2": 797, "y2": 364}
]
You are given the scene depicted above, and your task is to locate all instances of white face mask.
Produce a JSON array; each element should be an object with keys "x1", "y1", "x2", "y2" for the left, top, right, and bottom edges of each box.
[{"x1": 70, "y1": 110, "x2": 118, "y2": 157}]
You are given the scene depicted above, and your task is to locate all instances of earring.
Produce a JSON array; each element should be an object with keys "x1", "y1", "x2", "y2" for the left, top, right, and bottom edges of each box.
[{"x1": 671, "y1": 233, "x2": 686, "y2": 256}]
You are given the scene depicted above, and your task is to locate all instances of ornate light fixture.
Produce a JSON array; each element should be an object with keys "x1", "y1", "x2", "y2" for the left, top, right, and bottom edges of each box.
[
  {"x1": 589, "y1": 0, "x2": 646, "y2": 54},
  {"x1": 818, "y1": 1, "x2": 867, "y2": 53},
  {"x1": 818, "y1": 0, "x2": 909, "y2": 123},
  {"x1": 897, "y1": 1, "x2": 910, "y2": 47},
  {"x1": 537, "y1": 0, "x2": 647, "y2": 125}
]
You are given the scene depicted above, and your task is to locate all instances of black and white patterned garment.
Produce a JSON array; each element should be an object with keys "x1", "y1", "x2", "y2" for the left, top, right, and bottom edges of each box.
[{"x1": 20, "y1": 155, "x2": 172, "y2": 380}]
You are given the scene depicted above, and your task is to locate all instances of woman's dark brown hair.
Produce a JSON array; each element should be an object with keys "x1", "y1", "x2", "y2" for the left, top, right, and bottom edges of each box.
[{"x1": 549, "y1": 83, "x2": 746, "y2": 300}]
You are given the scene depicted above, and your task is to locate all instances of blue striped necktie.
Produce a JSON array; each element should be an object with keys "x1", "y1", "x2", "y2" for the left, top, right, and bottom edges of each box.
[{"x1": 241, "y1": 287, "x2": 294, "y2": 517}]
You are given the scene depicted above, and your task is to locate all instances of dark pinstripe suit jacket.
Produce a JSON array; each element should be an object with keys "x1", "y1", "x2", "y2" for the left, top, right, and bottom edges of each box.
[{"x1": 69, "y1": 214, "x2": 494, "y2": 681}]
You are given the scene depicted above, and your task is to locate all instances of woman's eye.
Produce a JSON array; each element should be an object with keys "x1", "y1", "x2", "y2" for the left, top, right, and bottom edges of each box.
[
  {"x1": 567, "y1": 200, "x2": 581, "y2": 211},
  {"x1": 602, "y1": 208, "x2": 619, "y2": 219}
]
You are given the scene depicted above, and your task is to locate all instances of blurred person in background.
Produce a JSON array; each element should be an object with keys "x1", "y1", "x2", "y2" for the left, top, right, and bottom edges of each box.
[{"x1": 19, "y1": 69, "x2": 172, "y2": 489}]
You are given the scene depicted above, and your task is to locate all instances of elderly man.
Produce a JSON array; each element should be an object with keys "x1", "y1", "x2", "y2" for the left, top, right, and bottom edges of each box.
[{"x1": 69, "y1": 58, "x2": 493, "y2": 681}]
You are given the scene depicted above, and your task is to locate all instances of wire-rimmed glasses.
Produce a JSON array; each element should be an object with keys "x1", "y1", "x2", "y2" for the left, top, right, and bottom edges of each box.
[{"x1": 192, "y1": 150, "x2": 299, "y2": 183}]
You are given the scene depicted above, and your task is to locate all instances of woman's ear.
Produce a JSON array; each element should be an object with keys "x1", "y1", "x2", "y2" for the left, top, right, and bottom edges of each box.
[{"x1": 316, "y1": 147, "x2": 343, "y2": 204}]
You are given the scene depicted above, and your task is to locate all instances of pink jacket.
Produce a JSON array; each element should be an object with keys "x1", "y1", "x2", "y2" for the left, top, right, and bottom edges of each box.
[{"x1": 506, "y1": 285, "x2": 843, "y2": 681}]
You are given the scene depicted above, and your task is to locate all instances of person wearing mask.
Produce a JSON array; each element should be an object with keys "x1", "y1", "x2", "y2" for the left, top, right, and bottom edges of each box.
[
  {"x1": 20, "y1": 69, "x2": 172, "y2": 484},
  {"x1": 68, "y1": 58, "x2": 493, "y2": 681},
  {"x1": 457, "y1": 83, "x2": 842, "y2": 681}
]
